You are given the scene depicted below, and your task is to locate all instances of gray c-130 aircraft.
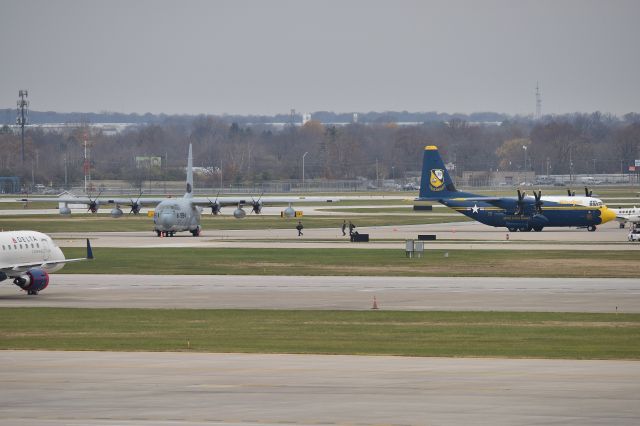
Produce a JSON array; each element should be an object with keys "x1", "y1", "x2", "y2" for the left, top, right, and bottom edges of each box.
[{"x1": 22, "y1": 144, "x2": 338, "y2": 237}]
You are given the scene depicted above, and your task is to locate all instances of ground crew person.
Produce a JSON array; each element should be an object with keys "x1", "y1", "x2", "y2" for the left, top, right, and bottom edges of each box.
[
  {"x1": 341, "y1": 220, "x2": 347, "y2": 236},
  {"x1": 296, "y1": 221, "x2": 304, "y2": 237}
]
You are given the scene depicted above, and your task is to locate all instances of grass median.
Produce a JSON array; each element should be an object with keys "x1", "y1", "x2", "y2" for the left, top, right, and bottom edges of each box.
[
  {"x1": 59, "y1": 247, "x2": 640, "y2": 277},
  {"x1": 1, "y1": 308, "x2": 638, "y2": 359}
]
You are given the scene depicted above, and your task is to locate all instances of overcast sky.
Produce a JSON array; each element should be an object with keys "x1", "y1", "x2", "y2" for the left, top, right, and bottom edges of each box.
[{"x1": 1, "y1": 0, "x2": 638, "y2": 116}]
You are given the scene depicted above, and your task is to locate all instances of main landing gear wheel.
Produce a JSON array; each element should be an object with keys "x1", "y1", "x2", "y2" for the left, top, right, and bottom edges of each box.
[
  {"x1": 587, "y1": 225, "x2": 597, "y2": 232},
  {"x1": 533, "y1": 226, "x2": 543, "y2": 232},
  {"x1": 156, "y1": 230, "x2": 161, "y2": 237},
  {"x1": 190, "y1": 227, "x2": 201, "y2": 237},
  {"x1": 508, "y1": 227, "x2": 518, "y2": 232}
]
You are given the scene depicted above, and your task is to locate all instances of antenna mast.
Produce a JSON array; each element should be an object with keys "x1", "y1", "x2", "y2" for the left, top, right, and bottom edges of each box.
[
  {"x1": 535, "y1": 82, "x2": 542, "y2": 120},
  {"x1": 83, "y1": 131, "x2": 91, "y2": 193}
]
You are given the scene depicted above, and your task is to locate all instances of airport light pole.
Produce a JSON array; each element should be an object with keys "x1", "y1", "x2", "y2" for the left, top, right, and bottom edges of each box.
[
  {"x1": 302, "y1": 151, "x2": 309, "y2": 186},
  {"x1": 522, "y1": 145, "x2": 527, "y2": 171}
]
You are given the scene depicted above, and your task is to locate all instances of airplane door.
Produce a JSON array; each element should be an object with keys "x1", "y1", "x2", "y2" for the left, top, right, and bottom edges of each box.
[{"x1": 41, "y1": 238, "x2": 51, "y2": 261}]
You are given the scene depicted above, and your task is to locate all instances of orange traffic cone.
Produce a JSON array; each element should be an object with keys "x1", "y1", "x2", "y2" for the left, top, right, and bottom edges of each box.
[{"x1": 372, "y1": 296, "x2": 379, "y2": 310}]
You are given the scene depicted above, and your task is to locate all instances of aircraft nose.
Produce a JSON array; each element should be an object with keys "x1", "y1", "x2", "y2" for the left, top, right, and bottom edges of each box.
[
  {"x1": 600, "y1": 207, "x2": 616, "y2": 224},
  {"x1": 159, "y1": 212, "x2": 174, "y2": 228}
]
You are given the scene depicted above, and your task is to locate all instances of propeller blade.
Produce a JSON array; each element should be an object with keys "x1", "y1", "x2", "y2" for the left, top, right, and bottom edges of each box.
[
  {"x1": 87, "y1": 189, "x2": 103, "y2": 213},
  {"x1": 207, "y1": 191, "x2": 222, "y2": 215}
]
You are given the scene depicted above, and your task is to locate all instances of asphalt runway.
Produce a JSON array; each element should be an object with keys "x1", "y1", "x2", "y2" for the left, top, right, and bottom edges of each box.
[
  {"x1": 1, "y1": 275, "x2": 638, "y2": 312},
  {"x1": 1, "y1": 351, "x2": 638, "y2": 426}
]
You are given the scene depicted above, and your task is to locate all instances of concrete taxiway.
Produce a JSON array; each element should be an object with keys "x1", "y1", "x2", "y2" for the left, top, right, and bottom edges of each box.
[
  {"x1": 1, "y1": 275, "x2": 638, "y2": 312},
  {"x1": 48, "y1": 221, "x2": 640, "y2": 251},
  {"x1": 1, "y1": 351, "x2": 638, "y2": 426}
]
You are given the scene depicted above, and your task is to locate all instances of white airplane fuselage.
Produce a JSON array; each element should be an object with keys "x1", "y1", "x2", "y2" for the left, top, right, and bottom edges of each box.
[
  {"x1": 0, "y1": 231, "x2": 66, "y2": 274},
  {"x1": 540, "y1": 195, "x2": 604, "y2": 208},
  {"x1": 612, "y1": 206, "x2": 640, "y2": 224},
  {"x1": 0, "y1": 231, "x2": 92, "y2": 295}
]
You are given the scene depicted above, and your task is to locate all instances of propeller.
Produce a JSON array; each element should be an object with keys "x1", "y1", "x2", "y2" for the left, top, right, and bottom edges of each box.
[
  {"x1": 533, "y1": 190, "x2": 544, "y2": 214},
  {"x1": 585, "y1": 187, "x2": 593, "y2": 197},
  {"x1": 87, "y1": 190, "x2": 103, "y2": 214},
  {"x1": 251, "y1": 193, "x2": 264, "y2": 214},
  {"x1": 207, "y1": 192, "x2": 222, "y2": 215},
  {"x1": 515, "y1": 189, "x2": 526, "y2": 215},
  {"x1": 128, "y1": 190, "x2": 143, "y2": 215}
]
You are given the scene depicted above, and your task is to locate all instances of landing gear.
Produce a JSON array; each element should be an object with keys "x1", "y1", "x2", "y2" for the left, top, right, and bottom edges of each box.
[
  {"x1": 190, "y1": 226, "x2": 201, "y2": 237},
  {"x1": 620, "y1": 223, "x2": 626, "y2": 229},
  {"x1": 587, "y1": 225, "x2": 597, "y2": 232},
  {"x1": 508, "y1": 227, "x2": 518, "y2": 232},
  {"x1": 156, "y1": 230, "x2": 161, "y2": 237},
  {"x1": 533, "y1": 226, "x2": 544, "y2": 232},
  {"x1": 156, "y1": 231, "x2": 175, "y2": 237},
  {"x1": 27, "y1": 290, "x2": 38, "y2": 295}
]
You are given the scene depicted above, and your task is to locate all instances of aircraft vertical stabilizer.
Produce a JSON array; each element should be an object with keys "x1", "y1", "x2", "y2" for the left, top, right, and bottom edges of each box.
[
  {"x1": 185, "y1": 143, "x2": 193, "y2": 198},
  {"x1": 418, "y1": 145, "x2": 459, "y2": 200}
]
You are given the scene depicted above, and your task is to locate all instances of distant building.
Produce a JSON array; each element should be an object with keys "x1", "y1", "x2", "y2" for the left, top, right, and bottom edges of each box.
[{"x1": 462, "y1": 170, "x2": 535, "y2": 187}]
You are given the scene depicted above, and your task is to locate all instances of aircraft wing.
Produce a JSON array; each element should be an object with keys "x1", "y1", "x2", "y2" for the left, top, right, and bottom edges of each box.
[
  {"x1": 18, "y1": 196, "x2": 95, "y2": 204},
  {"x1": 106, "y1": 197, "x2": 167, "y2": 205},
  {"x1": 188, "y1": 196, "x2": 340, "y2": 207},
  {"x1": 18, "y1": 196, "x2": 167, "y2": 206}
]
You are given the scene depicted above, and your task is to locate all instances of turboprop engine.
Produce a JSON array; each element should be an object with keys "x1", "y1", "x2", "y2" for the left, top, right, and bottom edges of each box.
[
  {"x1": 233, "y1": 206, "x2": 246, "y2": 219},
  {"x1": 11, "y1": 268, "x2": 50, "y2": 295},
  {"x1": 282, "y1": 206, "x2": 295, "y2": 218},
  {"x1": 111, "y1": 207, "x2": 123, "y2": 218}
]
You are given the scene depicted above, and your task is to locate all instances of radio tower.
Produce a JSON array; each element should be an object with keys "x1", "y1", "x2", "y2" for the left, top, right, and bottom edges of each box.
[
  {"x1": 83, "y1": 131, "x2": 91, "y2": 193},
  {"x1": 16, "y1": 90, "x2": 29, "y2": 164},
  {"x1": 535, "y1": 82, "x2": 542, "y2": 120}
]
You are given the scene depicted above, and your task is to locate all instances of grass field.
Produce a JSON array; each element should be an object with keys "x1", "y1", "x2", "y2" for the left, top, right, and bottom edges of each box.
[
  {"x1": 1, "y1": 308, "x2": 638, "y2": 359},
  {"x1": 59, "y1": 247, "x2": 640, "y2": 277}
]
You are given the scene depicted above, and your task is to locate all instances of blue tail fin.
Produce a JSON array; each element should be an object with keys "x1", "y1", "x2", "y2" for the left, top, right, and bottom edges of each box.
[{"x1": 418, "y1": 145, "x2": 459, "y2": 200}]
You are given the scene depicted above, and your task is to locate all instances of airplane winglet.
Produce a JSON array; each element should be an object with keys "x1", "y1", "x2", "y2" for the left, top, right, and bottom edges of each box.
[{"x1": 86, "y1": 239, "x2": 94, "y2": 260}]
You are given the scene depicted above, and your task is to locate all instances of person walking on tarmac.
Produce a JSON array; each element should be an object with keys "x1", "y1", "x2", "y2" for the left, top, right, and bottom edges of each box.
[
  {"x1": 341, "y1": 220, "x2": 347, "y2": 236},
  {"x1": 348, "y1": 221, "x2": 356, "y2": 236},
  {"x1": 296, "y1": 220, "x2": 304, "y2": 237}
]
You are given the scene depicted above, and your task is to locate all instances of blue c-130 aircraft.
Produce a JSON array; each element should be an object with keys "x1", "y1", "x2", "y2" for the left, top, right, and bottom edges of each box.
[{"x1": 416, "y1": 145, "x2": 616, "y2": 232}]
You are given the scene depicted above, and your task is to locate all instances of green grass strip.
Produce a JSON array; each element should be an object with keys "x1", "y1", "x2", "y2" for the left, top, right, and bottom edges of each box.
[
  {"x1": 1, "y1": 308, "x2": 638, "y2": 359},
  {"x1": 59, "y1": 247, "x2": 640, "y2": 278}
]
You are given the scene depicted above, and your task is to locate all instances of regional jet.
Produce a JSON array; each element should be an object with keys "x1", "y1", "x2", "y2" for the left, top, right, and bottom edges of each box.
[
  {"x1": 416, "y1": 145, "x2": 616, "y2": 231},
  {"x1": 23, "y1": 144, "x2": 338, "y2": 237},
  {"x1": 0, "y1": 231, "x2": 93, "y2": 295}
]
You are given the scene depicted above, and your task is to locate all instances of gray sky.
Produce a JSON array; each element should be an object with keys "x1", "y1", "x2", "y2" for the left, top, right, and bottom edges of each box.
[{"x1": 1, "y1": 0, "x2": 638, "y2": 116}]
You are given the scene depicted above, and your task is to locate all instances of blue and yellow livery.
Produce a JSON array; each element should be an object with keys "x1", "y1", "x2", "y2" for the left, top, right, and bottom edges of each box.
[{"x1": 417, "y1": 145, "x2": 616, "y2": 232}]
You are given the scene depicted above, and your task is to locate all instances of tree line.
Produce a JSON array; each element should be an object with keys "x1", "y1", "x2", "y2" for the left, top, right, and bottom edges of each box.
[{"x1": 1, "y1": 112, "x2": 639, "y2": 190}]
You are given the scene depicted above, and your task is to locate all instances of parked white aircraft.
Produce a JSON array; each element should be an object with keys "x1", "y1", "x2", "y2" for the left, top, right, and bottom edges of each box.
[
  {"x1": 539, "y1": 187, "x2": 606, "y2": 209},
  {"x1": 611, "y1": 206, "x2": 640, "y2": 228},
  {"x1": 22, "y1": 144, "x2": 338, "y2": 237},
  {"x1": 0, "y1": 231, "x2": 93, "y2": 295}
]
